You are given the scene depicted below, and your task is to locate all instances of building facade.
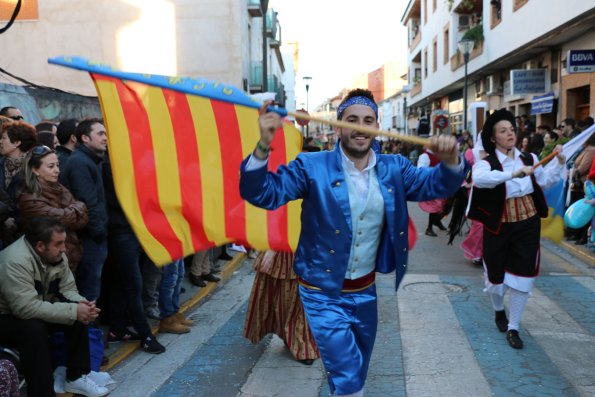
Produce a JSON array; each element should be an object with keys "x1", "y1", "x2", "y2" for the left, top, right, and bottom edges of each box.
[
  {"x1": 0, "y1": 0, "x2": 292, "y2": 121},
  {"x1": 401, "y1": 0, "x2": 595, "y2": 137}
]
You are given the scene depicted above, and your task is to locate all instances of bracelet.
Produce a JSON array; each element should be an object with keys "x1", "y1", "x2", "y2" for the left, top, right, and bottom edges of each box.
[{"x1": 256, "y1": 141, "x2": 271, "y2": 154}]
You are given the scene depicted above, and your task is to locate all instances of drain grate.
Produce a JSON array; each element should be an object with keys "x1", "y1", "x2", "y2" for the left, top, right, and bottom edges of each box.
[{"x1": 402, "y1": 281, "x2": 466, "y2": 294}]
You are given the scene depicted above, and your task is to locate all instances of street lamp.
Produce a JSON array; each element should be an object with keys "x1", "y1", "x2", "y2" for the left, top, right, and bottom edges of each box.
[
  {"x1": 401, "y1": 84, "x2": 412, "y2": 135},
  {"x1": 458, "y1": 38, "x2": 475, "y2": 133},
  {"x1": 303, "y1": 76, "x2": 312, "y2": 137}
]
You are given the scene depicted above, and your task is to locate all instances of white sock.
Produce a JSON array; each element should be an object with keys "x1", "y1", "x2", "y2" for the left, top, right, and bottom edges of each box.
[
  {"x1": 508, "y1": 288, "x2": 529, "y2": 331},
  {"x1": 490, "y1": 291, "x2": 505, "y2": 311}
]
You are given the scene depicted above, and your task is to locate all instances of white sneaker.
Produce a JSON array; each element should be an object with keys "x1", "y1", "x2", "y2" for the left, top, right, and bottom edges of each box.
[{"x1": 64, "y1": 374, "x2": 109, "y2": 397}]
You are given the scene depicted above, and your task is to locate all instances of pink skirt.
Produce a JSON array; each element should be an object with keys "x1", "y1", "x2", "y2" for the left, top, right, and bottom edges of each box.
[
  {"x1": 461, "y1": 220, "x2": 483, "y2": 261},
  {"x1": 418, "y1": 198, "x2": 446, "y2": 214}
]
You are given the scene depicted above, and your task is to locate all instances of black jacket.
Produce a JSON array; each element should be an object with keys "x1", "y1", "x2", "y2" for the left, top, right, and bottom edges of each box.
[{"x1": 59, "y1": 145, "x2": 107, "y2": 242}]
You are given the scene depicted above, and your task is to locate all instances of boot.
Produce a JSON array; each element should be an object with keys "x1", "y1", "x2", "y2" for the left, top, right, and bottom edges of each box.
[
  {"x1": 173, "y1": 312, "x2": 195, "y2": 327},
  {"x1": 160, "y1": 315, "x2": 190, "y2": 334}
]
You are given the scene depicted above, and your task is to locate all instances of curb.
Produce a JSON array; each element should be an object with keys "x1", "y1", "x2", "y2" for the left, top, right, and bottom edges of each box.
[
  {"x1": 101, "y1": 252, "x2": 248, "y2": 371},
  {"x1": 559, "y1": 240, "x2": 595, "y2": 268}
]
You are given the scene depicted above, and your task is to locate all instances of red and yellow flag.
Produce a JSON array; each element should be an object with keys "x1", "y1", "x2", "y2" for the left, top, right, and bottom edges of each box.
[{"x1": 49, "y1": 57, "x2": 302, "y2": 266}]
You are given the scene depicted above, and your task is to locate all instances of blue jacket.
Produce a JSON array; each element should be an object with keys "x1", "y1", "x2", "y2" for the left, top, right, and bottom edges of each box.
[{"x1": 240, "y1": 145, "x2": 468, "y2": 294}]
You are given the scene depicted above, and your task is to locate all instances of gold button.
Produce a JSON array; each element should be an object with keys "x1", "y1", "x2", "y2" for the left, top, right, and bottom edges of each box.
[
  {"x1": 388, "y1": 188, "x2": 393, "y2": 193},
  {"x1": 403, "y1": 264, "x2": 407, "y2": 267},
  {"x1": 335, "y1": 230, "x2": 340, "y2": 234},
  {"x1": 403, "y1": 248, "x2": 407, "y2": 252},
  {"x1": 399, "y1": 231, "x2": 404, "y2": 236},
  {"x1": 335, "y1": 182, "x2": 341, "y2": 187},
  {"x1": 329, "y1": 249, "x2": 335, "y2": 254},
  {"x1": 326, "y1": 269, "x2": 332, "y2": 273}
]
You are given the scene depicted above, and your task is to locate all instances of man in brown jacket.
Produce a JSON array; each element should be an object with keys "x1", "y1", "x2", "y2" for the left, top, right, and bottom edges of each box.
[{"x1": 0, "y1": 217, "x2": 108, "y2": 397}]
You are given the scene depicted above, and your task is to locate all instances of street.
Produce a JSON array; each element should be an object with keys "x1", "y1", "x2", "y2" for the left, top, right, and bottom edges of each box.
[{"x1": 106, "y1": 204, "x2": 595, "y2": 397}]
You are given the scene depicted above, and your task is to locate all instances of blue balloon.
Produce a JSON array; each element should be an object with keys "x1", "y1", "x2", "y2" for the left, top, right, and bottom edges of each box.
[{"x1": 564, "y1": 198, "x2": 595, "y2": 229}]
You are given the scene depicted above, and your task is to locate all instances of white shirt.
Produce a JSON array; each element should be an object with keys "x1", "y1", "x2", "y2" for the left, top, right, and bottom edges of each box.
[
  {"x1": 472, "y1": 148, "x2": 563, "y2": 198},
  {"x1": 339, "y1": 146, "x2": 377, "y2": 204}
]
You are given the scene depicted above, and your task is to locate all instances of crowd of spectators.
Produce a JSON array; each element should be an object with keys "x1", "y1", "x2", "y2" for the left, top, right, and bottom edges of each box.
[{"x1": 0, "y1": 106, "x2": 229, "y2": 397}]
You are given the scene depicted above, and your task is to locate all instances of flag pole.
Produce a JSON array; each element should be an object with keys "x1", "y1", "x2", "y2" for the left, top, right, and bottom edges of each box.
[
  {"x1": 286, "y1": 111, "x2": 429, "y2": 146},
  {"x1": 532, "y1": 150, "x2": 559, "y2": 169}
]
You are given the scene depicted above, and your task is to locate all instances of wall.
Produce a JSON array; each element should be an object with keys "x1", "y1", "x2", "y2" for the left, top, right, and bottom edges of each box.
[
  {"x1": 0, "y1": 82, "x2": 101, "y2": 125},
  {"x1": 0, "y1": 0, "x2": 251, "y2": 96}
]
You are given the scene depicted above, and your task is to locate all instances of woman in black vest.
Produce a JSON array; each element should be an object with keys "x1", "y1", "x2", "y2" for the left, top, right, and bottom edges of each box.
[{"x1": 468, "y1": 109, "x2": 565, "y2": 349}]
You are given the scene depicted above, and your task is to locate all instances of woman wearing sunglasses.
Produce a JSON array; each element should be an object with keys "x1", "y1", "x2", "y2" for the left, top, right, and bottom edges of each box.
[{"x1": 17, "y1": 145, "x2": 88, "y2": 271}]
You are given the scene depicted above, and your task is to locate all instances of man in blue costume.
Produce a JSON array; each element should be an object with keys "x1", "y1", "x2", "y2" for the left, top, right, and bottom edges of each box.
[{"x1": 240, "y1": 89, "x2": 467, "y2": 396}]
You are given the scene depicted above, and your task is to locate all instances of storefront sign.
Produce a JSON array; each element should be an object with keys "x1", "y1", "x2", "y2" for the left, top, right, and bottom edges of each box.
[
  {"x1": 567, "y1": 49, "x2": 595, "y2": 73},
  {"x1": 510, "y1": 69, "x2": 547, "y2": 95}
]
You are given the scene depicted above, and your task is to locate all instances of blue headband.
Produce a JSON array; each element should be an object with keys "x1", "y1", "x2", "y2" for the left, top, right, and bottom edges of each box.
[{"x1": 336, "y1": 96, "x2": 378, "y2": 120}]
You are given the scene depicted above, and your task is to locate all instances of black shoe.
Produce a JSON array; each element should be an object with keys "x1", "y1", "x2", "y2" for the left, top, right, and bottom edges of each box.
[
  {"x1": 218, "y1": 252, "x2": 234, "y2": 261},
  {"x1": 506, "y1": 330, "x2": 524, "y2": 349},
  {"x1": 107, "y1": 329, "x2": 142, "y2": 343},
  {"x1": 142, "y1": 335, "x2": 166, "y2": 354},
  {"x1": 425, "y1": 229, "x2": 437, "y2": 237},
  {"x1": 298, "y1": 359, "x2": 315, "y2": 366},
  {"x1": 189, "y1": 273, "x2": 207, "y2": 287},
  {"x1": 202, "y1": 273, "x2": 220, "y2": 283},
  {"x1": 436, "y1": 222, "x2": 447, "y2": 231},
  {"x1": 575, "y1": 238, "x2": 587, "y2": 245},
  {"x1": 472, "y1": 259, "x2": 483, "y2": 267},
  {"x1": 495, "y1": 310, "x2": 508, "y2": 333}
]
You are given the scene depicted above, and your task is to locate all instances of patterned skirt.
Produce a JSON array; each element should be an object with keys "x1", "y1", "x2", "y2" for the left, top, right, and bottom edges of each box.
[{"x1": 243, "y1": 251, "x2": 320, "y2": 360}]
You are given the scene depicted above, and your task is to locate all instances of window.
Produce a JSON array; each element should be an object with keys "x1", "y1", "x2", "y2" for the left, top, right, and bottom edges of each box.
[
  {"x1": 432, "y1": 37, "x2": 437, "y2": 72},
  {"x1": 443, "y1": 24, "x2": 449, "y2": 64},
  {"x1": 551, "y1": 50, "x2": 559, "y2": 84},
  {"x1": 0, "y1": 0, "x2": 38, "y2": 21},
  {"x1": 432, "y1": 0, "x2": 437, "y2": 12},
  {"x1": 423, "y1": 0, "x2": 427, "y2": 25},
  {"x1": 490, "y1": 0, "x2": 502, "y2": 28},
  {"x1": 513, "y1": 0, "x2": 529, "y2": 11},
  {"x1": 424, "y1": 47, "x2": 428, "y2": 78}
]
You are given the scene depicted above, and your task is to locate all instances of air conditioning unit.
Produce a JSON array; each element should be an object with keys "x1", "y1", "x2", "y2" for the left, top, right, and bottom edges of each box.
[
  {"x1": 486, "y1": 75, "x2": 502, "y2": 96},
  {"x1": 458, "y1": 15, "x2": 470, "y2": 31},
  {"x1": 475, "y1": 79, "x2": 486, "y2": 97}
]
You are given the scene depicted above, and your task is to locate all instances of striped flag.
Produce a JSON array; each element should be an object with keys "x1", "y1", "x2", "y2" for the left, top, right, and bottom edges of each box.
[{"x1": 49, "y1": 56, "x2": 303, "y2": 266}]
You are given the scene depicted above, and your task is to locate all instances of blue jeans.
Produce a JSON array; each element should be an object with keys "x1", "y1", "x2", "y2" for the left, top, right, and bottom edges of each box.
[
  {"x1": 76, "y1": 238, "x2": 108, "y2": 301},
  {"x1": 159, "y1": 259, "x2": 185, "y2": 318},
  {"x1": 107, "y1": 232, "x2": 151, "y2": 337}
]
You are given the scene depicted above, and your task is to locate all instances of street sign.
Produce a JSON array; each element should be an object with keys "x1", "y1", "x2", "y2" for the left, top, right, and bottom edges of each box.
[
  {"x1": 567, "y1": 49, "x2": 595, "y2": 73},
  {"x1": 296, "y1": 108, "x2": 309, "y2": 126}
]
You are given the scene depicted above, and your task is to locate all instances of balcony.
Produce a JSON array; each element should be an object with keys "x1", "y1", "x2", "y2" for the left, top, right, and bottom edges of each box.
[
  {"x1": 249, "y1": 62, "x2": 263, "y2": 93},
  {"x1": 266, "y1": 9, "x2": 278, "y2": 38},
  {"x1": 248, "y1": 0, "x2": 262, "y2": 17},
  {"x1": 269, "y1": 19, "x2": 282, "y2": 49},
  {"x1": 450, "y1": 39, "x2": 483, "y2": 71}
]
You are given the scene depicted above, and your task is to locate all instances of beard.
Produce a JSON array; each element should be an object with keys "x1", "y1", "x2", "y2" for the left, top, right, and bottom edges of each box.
[{"x1": 340, "y1": 135, "x2": 372, "y2": 159}]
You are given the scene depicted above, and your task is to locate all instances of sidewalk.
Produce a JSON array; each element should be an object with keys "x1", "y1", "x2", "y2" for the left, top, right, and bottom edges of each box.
[
  {"x1": 101, "y1": 251, "x2": 248, "y2": 371},
  {"x1": 559, "y1": 239, "x2": 595, "y2": 268}
]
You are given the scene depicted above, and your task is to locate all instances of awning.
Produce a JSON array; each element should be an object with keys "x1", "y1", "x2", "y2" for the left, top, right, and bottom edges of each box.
[{"x1": 530, "y1": 92, "x2": 555, "y2": 115}]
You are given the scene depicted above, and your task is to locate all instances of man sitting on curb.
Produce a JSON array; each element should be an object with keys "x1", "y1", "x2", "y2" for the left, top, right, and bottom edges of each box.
[{"x1": 0, "y1": 217, "x2": 109, "y2": 397}]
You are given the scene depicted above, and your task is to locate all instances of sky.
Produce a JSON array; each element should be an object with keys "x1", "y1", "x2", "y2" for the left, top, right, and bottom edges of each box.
[{"x1": 270, "y1": 0, "x2": 410, "y2": 109}]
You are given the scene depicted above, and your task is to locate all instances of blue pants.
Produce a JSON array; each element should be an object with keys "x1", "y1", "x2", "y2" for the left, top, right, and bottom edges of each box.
[
  {"x1": 76, "y1": 238, "x2": 108, "y2": 302},
  {"x1": 159, "y1": 259, "x2": 185, "y2": 318},
  {"x1": 299, "y1": 284, "x2": 378, "y2": 395}
]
